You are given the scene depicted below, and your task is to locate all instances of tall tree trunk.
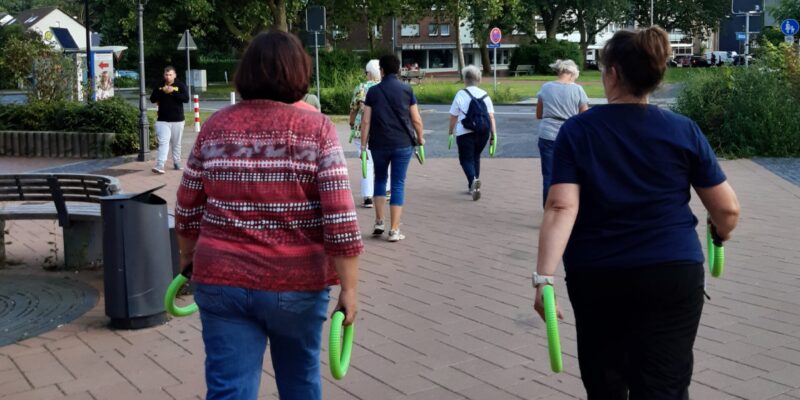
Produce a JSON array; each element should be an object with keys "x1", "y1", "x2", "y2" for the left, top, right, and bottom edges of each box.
[
  {"x1": 454, "y1": 6, "x2": 465, "y2": 80},
  {"x1": 267, "y1": 0, "x2": 288, "y2": 32},
  {"x1": 480, "y1": 43, "x2": 491, "y2": 75}
]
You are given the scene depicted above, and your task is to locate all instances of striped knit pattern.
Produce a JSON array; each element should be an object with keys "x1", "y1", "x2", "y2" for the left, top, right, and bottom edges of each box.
[{"x1": 175, "y1": 99, "x2": 363, "y2": 291}]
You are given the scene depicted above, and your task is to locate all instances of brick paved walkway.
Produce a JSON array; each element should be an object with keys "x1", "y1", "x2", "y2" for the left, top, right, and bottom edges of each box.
[{"x1": 1, "y1": 145, "x2": 800, "y2": 399}]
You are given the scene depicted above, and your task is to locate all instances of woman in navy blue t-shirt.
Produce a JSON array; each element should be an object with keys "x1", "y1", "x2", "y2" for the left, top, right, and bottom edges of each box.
[{"x1": 532, "y1": 27, "x2": 741, "y2": 399}]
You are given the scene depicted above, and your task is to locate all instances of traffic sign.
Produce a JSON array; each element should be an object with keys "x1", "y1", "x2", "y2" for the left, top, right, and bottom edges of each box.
[
  {"x1": 177, "y1": 31, "x2": 197, "y2": 51},
  {"x1": 736, "y1": 32, "x2": 746, "y2": 41},
  {"x1": 781, "y1": 19, "x2": 799, "y2": 36},
  {"x1": 786, "y1": 35, "x2": 795, "y2": 44},
  {"x1": 487, "y1": 43, "x2": 500, "y2": 48},
  {"x1": 490, "y1": 27, "x2": 502, "y2": 45}
]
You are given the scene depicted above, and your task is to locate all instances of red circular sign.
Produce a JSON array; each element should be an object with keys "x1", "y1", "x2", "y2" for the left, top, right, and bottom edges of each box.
[{"x1": 490, "y1": 27, "x2": 502, "y2": 44}]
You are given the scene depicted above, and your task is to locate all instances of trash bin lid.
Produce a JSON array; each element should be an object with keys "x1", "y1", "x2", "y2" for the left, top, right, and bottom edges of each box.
[{"x1": 101, "y1": 184, "x2": 167, "y2": 201}]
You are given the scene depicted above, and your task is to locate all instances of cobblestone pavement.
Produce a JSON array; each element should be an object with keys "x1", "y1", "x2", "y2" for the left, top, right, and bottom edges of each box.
[{"x1": 1, "y1": 127, "x2": 799, "y2": 399}]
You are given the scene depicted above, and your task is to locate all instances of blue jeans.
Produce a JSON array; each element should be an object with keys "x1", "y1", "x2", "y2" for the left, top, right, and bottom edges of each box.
[
  {"x1": 371, "y1": 146, "x2": 413, "y2": 206},
  {"x1": 538, "y1": 138, "x2": 555, "y2": 206},
  {"x1": 194, "y1": 283, "x2": 330, "y2": 400},
  {"x1": 456, "y1": 130, "x2": 491, "y2": 189}
]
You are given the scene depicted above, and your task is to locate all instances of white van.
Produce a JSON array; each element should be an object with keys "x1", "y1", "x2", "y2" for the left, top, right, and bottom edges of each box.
[{"x1": 704, "y1": 51, "x2": 737, "y2": 65}]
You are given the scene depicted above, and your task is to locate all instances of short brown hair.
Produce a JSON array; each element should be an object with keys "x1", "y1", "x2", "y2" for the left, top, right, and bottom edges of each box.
[
  {"x1": 164, "y1": 66, "x2": 176, "y2": 73},
  {"x1": 600, "y1": 26, "x2": 671, "y2": 97},
  {"x1": 234, "y1": 31, "x2": 311, "y2": 103}
]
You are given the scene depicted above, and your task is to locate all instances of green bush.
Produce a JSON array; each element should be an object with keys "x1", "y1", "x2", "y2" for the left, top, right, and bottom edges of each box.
[
  {"x1": 114, "y1": 76, "x2": 139, "y2": 88},
  {"x1": 510, "y1": 40, "x2": 583, "y2": 74},
  {"x1": 0, "y1": 97, "x2": 154, "y2": 156},
  {"x1": 673, "y1": 66, "x2": 800, "y2": 157}
]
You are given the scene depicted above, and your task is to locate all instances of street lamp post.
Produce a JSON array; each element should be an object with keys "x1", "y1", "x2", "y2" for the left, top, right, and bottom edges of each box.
[
  {"x1": 650, "y1": 0, "x2": 654, "y2": 26},
  {"x1": 137, "y1": 0, "x2": 149, "y2": 162}
]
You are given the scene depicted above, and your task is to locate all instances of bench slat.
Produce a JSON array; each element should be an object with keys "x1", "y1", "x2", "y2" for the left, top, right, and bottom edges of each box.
[{"x1": 0, "y1": 203, "x2": 102, "y2": 220}]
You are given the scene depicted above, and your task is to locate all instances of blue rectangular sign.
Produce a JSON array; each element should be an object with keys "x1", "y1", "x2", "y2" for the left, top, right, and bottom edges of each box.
[
  {"x1": 487, "y1": 43, "x2": 500, "y2": 48},
  {"x1": 736, "y1": 32, "x2": 746, "y2": 41}
]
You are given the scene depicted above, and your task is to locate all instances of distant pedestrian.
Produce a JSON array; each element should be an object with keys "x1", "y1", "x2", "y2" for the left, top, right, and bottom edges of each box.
[
  {"x1": 150, "y1": 66, "x2": 189, "y2": 174},
  {"x1": 301, "y1": 92, "x2": 321, "y2": 111},
  {"x1": 448, "y1": 65, "x2": 496, "y2": 201},
  {"x1": 360, "y1": 54, "x2": 425, "y2": 242},
  {"x1": 535, "y1": 59, "x2": 589, "y2": 205}
]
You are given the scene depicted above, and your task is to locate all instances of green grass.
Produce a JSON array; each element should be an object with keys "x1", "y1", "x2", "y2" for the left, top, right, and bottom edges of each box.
[
  {"x1": 507, "y1": 69, "x2": 602, "y2": 82},
  {"x1": 414, "y1": 80, "x2": 605, "y2": 103}
]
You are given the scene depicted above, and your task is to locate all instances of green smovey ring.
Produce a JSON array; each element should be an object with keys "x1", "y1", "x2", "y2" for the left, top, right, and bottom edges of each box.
[
  {"x1": 329, "y1": 311, "x2": 354, "y2": 380},
  {"x1": 349, "y1": 129, "x2": 356, "y2": 144},
  {"x1": 707, "y1": 223, "x2": 725, "y2": 278},
  {"x1": 417, "y1": 146, "x2": 426, "y2": 164},
  {"x1": 164, "y1": 268, "x2": 198, "y2": 317},
  {"x1": 448, "y1": 135, "x2": 454, "y2": 150},
  {"x1": 542, "y1": 285, "x2": 563, "y2": 373},
  {"x1": 489, "y1": 133, "x2": 497, "y2": 157},
  {"x1": 361, "y1": 151, "x2": 368, "y2": 179}
]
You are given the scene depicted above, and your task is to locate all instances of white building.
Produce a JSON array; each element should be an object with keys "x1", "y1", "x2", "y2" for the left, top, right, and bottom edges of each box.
[{"x1": 16, "y1": 7, "x2": 87, "y2": 51}]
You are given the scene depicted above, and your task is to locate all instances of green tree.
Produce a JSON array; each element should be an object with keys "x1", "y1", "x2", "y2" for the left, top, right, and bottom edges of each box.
[
  {"x1": 563, "y1": 0, "x2": 629, "y2": 68},
  {"x1": 629, "y1": 0, "x2": 728, "y2": 36},
  {"x1": 771, "y1": 0, "x2": 800, "y2": 21}
]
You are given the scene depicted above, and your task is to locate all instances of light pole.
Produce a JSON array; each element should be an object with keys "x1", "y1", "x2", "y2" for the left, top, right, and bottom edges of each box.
[
  {"x1": 137, "y1": 0, "x2": 149, "y2": 162},
  {"x1": 84, "y1": 0, "x2": 92, "y2": 103},
  {"x1": 650, "y1": 0, "x2": 654, "y2": 26}
]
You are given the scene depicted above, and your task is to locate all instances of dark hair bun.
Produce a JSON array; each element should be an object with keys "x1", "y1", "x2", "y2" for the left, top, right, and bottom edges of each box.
[{"x1": 600, "y1": 26, "x2": 671, "y2": 97}]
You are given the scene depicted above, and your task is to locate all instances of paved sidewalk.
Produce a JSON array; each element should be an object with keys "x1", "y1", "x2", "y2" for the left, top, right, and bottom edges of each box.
[{"x1": 1, "y1": 153, "x2": 800, "y2": 399}]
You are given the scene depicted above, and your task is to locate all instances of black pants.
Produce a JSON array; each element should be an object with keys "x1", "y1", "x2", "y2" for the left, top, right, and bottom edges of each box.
[
  {"x1": 456, "y1": 130, "x2": 491, "y2": 189},
  {"x1": 566, "y1": 263, "x2": 705, "y2": 400}
]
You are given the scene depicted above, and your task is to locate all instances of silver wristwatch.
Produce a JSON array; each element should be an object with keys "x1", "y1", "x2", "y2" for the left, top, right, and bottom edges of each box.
[{"x1": 532, "y1": 272, "x2": 554, "y2": 288}]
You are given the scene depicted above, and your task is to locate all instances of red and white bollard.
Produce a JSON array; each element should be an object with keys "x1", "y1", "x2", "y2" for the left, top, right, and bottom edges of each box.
[{"x1": 193, "y1": 95, "x2": 201, "y2": 132}]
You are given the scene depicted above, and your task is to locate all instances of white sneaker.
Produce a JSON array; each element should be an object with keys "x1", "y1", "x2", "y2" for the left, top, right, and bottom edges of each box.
[
  {"x1": 372, "y1": 220, "x2": 385, "y2": 236},
  {"x1": 152, "y1": 166, "x2": 166, "y2": 174},
  {"x1": 387, "y1": 230, "x2": 405, "y2": 242},
  {"x1": 471, "y1": 178, "x2": 481, "y2": 201}
]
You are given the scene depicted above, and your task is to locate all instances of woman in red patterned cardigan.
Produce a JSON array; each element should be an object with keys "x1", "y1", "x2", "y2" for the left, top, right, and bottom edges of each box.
[{"x1": 175, "y1": 31, "x2": 363, "y2": 400}]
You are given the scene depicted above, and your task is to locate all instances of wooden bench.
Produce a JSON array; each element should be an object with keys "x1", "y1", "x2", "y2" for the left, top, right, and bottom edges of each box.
[
  {"x1": 512, "y1": 64, "x2": 533, "y2": 76},
  {"x1": 0, "y1": 174, "x2": 122, "y2": 268},
  {"x1": 401, "y1": 69, "x2": 426, "y2": 84}
]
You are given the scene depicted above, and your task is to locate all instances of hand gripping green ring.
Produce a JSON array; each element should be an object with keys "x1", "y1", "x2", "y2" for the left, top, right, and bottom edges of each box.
[
  {"x1": 542, "y1": 285, "x2": 562, "y2": 373},
  {"x1": 164, "y1": 264, "x2": 198, "y2": 317},
  {"x1": 329, "y1": 311, "x2": 354, "y2": 380},
  {"x1": 416, "y1": 145, "x2": 426, "y2": 164},
  {"x1": 448, "y1": 135, "x2": 454, "y2": 150},
  {"x1": 349, "y1": 129, "x2": 356, "y2": 144},
  {"x1": 489, "y1": 133, "x2": 497, "y2": 157},
  {"x1": 707, "y1": 222, "x2": 725, "y2": 278},
  {"x1": 360, "y1": 150, "x2": 368, "y2": 179}
]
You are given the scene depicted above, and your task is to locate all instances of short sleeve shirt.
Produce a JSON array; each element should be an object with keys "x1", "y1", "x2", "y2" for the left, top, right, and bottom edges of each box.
[
  {"x1": 364, "y1": 74, "x2": 417, "y2": 150},
  {"x1": 350, "y1": 81, "x2": 379, "y2": 135},
  {"x1": 448, "y1": 87, "x2": 496, "y2": 136},
  {"x1": 536, "y1": 81, "x2": 589, "y2": 141},
  {"x1": 551, "y1": 104, "x2": 727, "y2": 271}
]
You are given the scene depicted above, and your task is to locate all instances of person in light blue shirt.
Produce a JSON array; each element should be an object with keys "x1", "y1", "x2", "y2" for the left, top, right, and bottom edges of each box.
[{"x1": 535, "y1": 59, "x2": 589, "y2": 204}]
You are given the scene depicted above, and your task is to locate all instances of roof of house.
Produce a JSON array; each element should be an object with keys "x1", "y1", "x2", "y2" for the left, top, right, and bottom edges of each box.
[
  {"x1": 0, "y1": 12, "x2": 16, "y2": 26},
  {"x1": 15, "y1": 7, "x2": 83, "y2": 29}
]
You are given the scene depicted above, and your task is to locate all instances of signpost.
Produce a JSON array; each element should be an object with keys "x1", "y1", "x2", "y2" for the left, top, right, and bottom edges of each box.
[
  {"x1": 736, "y1": 32, "x2": 746, "y2": 41},
  {"x1": 177, "y1": 30, "x2": 198, "y2": 110},
  {"x1": 781, "y1": 19, "x2": 798, "y2": 45},
  {"x1": 489, "y1": 27, "x2": 502, "y2": 93},
  {"x1": 306, "y1": 6, "x2": 326, "y2": 102}
]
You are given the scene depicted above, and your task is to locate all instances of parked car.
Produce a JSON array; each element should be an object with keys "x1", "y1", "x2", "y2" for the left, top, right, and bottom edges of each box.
[
  {"x1": 674, "y1": 55, "x2": 692, "y2": 68},
  {"x1": 114, "y1": 70, "x2": 140, "y2": 80},
  {"x1": 690, "y1": 56, "x2": 710, "y2": 68}
]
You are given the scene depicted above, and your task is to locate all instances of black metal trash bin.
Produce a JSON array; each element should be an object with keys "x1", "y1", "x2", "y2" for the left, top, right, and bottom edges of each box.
[{"x1": 101, "y1": 185, "x2": 172, "y2": 329}]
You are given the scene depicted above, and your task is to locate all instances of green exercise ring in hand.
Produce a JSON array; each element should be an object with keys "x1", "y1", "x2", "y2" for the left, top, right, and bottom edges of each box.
[
  {"x1": 448, "y1": 135, "x2": 454, "y2": 150},
  {"x1": 349, "y1": 129, "x2": 356, "y2": 144},
  {"x1": 360, "y1": 150, "x2": 368, "y2": 179},
  {"x1": 707, "y1": 222, "x2": 725, "y2": 278},
  {"x1": 329, "y1": 311, "x2": 354, "y2": 380},
  {"x1": 542, "y1": 285, "x2": 563, "y2": 373},
  {"x1": 417, "y1": 145, "x2": 426, "y2": 164},
  {"x1": 164, "y1": 264, "x2": 198, "y2": 317},
  {"x1": 489, "y1": 133, "x2": 497, "y2": 157}
]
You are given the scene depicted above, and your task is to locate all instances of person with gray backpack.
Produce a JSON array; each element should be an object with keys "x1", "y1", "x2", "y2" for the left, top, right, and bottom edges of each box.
[{"x1": 448, "y1": 65, "x2": 497, "y2": 201}]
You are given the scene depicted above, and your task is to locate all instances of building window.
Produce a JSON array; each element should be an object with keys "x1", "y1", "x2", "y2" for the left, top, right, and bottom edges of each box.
[
  {"x1": 402, "y1": 50, "x2": 427, "y2": 69},
  {"x1": 429, "y1": 49, "x2": 453, "y2": 68},
  {"x1": 440, "y1": 24, "x2": 450, "y2": 36},
  {"x1": 373, "y1": 25, "x2": 383, "y2": 39},
  {"x1": 429, "y1": 24, "x2": 439, "y2": 36},
  {"x1": 490, "y1": 49, "x2": 511, "y2": 65},
  {"x1": 332, "y1": 25, "x2": 349, "y2": 41},
  {"x1": 401, "y1": 24, "x2": 420, "y2": 37}
]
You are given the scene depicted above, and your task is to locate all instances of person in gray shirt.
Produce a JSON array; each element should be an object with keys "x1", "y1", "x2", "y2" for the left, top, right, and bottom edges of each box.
[{"x1": 536, "y1": 59, "x2": 589, "y2": 204}]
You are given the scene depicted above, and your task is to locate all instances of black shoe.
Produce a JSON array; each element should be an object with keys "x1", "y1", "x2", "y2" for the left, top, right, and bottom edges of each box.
[{"x1": 363, "y1": 197, "x2": 374, "y2": 208}]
